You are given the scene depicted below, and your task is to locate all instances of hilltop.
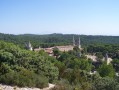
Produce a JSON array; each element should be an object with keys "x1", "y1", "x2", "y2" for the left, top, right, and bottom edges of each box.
[{"x1": 1, "y1": 33, "x2": 119, "y2": 48}]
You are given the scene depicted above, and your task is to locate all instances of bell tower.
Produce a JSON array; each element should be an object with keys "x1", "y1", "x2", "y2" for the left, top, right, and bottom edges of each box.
[
  {"x1": 78, "y1": 36, "x2": 81, "y2": 49},
  {"x1": 73, "y1": 35, "x2": 75, "y2": 46},
  {"x1": 25, "y1": 41, "x2": 33, "y2": 51},
  {"x1": 105, "y1": 53, "x2": 109, "y2": 65}
]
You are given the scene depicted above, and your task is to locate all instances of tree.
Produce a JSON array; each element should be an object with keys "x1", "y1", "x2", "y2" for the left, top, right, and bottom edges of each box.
[
  {"x1": 112, "y1": 59, "x2": 119, "y2": 72},
  {"x1": 98, "y1": 63, "x2": 115, "y2": 78},
  {"x1": 96, "y1": 52, "x2": 103, "y2": 60},
  {"x1": 93, "y1": 77, "x2": 119, "y2": 90},
  {"x1": 53, "y1": 47, "x2": 61, "y2": 58},
  {"x1": 0, "y1": 41, "x2": 59, "y2": 88}
]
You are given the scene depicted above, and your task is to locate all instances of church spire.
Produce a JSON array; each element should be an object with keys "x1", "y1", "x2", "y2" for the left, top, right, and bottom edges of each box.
[
  {"x1": 25, "y1": 41, "x2": 33, "y2": 51},
  {"x1": 105, "y1": 53, "x2": 108, "y2": 60},
  {"x1": 73, "y1": 35, "x2": 75, "y2": 46},
  {"x1": 78, "y1": 36, "x2": 81, "y2": 49},
  {"x1": 105, "y1": 53, "x2": 109, "y2": 65}
]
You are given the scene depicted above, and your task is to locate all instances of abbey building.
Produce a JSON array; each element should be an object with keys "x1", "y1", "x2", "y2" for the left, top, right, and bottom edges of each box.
[{"x1": 25, "y1": 35, "x2": 82, "y2": 55}]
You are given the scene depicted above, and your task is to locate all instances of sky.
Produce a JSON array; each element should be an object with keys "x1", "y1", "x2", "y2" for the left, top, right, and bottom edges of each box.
[{"x1": 0, "y1": 0, "x2": 119, "y2": 35}]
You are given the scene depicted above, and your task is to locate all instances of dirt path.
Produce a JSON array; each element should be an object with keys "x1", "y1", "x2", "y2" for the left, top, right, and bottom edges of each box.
[
  {"x1": 41, "y1": 84, "x2": 55, "y2": 90},
  {"x1": 0, "y1": 83, "x2": 55, "y2": 90}
]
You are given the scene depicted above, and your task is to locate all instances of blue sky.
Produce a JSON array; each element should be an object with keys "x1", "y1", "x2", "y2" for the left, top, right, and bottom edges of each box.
[{"x1": 0, "y1": 0, "x2": 119, "y2": 35}]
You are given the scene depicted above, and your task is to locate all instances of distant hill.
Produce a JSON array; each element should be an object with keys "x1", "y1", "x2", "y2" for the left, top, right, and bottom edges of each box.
[{"x1": 0, "y1": 33, "x2": 119, "y2": 48}]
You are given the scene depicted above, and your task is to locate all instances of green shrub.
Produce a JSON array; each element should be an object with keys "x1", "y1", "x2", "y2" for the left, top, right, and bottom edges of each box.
[{"x1": 0, "y1": 71, "x2": 48, "y2": 88}]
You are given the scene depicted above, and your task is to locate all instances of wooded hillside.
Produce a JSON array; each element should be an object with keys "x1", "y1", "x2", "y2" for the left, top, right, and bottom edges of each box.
[{"x1": 1, "y1": 33, "x2": 119, "y2": 48}]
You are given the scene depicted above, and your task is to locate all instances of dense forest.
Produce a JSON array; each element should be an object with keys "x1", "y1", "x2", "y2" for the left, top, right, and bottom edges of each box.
[
  {"x1": 0, "y1": 40, "x2": 59, "y2": 88},
  {"x1": 1, "y1": 33, "x2": 119, "y2": 48},
  {"x1": 1, "y1": 33, "x2": 119, "y2": 90}
]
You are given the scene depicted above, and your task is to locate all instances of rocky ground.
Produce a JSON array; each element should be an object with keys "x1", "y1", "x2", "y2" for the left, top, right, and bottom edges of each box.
[{"x1": 0, "y1": 83, "x2": 55, "y2": 90}]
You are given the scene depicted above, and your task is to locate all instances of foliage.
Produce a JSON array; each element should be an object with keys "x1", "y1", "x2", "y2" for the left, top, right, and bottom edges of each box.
[
  {"x1": 52, "y1": 70, "x2": 92, "y2": 90},
  {"x1": 0, "y1": 41, "x2": 59, "y2": 88},
  {"x1": 0, "y1": 70, "x2": 48, "y2": 88},
  {"x1": 93, "y1": 77, "x2": 119, "y2": 90},
  {"x1": 98, "y1": 63, "x2": 115, "y2": 78},
  {"x1": 53, "y1": 47, "x2": 61, "y2": 59},
  {"x1": 87, "y1": 44, "x2": 119, "y2": 59},
  {"x1": 112, "y1": 59, "x2": 119, "y2": 72},
  {"x1": 1, "y1": 33, "x2": 119, "y2": 48},
  {"x1": 58, "y1": 51, "x2": 93, "y2": 71},
  {"x1": 1, "y1": 33, "x2": 119, "y2": 89}
]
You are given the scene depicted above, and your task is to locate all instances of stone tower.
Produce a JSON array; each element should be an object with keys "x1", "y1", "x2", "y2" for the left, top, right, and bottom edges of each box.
[
  {"x1": 73, "y1": 35, "x2": 81, "y2": 49},
  {"x1": 105, "y1": 53, "x2": 109, "y2": 65},
  {"x1": 73, "y1": 35, "x2": 75, "y2": 46},
  {"x1": 25, "y1": 41, "x2": 33, "y2": 51},
  {"x1": 78, "y1": 36, "x2": 81, "y2": 49}
]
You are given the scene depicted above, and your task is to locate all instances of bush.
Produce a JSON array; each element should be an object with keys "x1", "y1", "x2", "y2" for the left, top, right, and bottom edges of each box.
[
  {"x1": 0, "y1": 70, "x2": 48, "y2": 88},
  {"x1": 0, "y1": 41, "x2": 59, "y2": 88},
  {"x1": 93, "y1": 77, "x2": 119, "y2": 90},
  {"x1": 98, "y1": 63, "x2": 115, "y2": 78}
]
